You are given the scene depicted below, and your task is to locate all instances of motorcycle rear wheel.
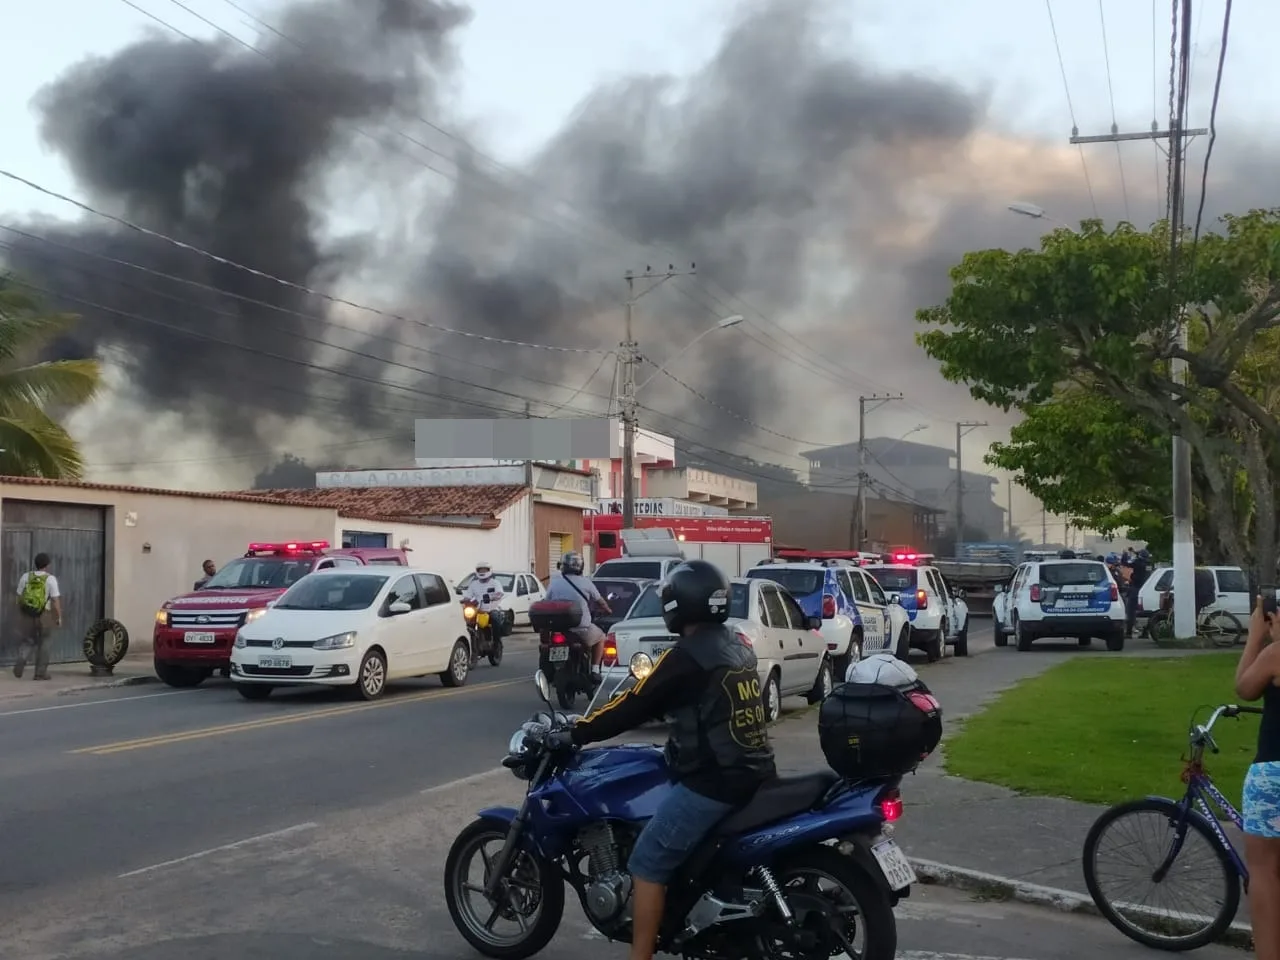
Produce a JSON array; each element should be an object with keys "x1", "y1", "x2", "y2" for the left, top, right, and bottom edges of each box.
[
  {"x1": 444, "y1": 816, "x2": 564, "y2": 959},
  {"x1": 760, "y1": 845, "x2": 897, "y2": 960}
]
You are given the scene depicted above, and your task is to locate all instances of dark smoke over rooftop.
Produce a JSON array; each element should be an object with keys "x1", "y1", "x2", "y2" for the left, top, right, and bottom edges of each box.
[{"x1": 4, "y1": 0, "x2": 1276, "y2": 485}]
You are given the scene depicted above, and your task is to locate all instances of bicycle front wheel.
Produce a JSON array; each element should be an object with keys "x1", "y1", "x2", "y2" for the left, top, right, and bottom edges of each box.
[
  {"x1": 1082, "y1": 796, "x2": 1241, "y2": 951},
  {"x1": 1202, "y1": 610, "x2": 1245, "y2": 648},
  {"x1": 1147, "y1": 611, "x2": 1175, "y2": 644}
]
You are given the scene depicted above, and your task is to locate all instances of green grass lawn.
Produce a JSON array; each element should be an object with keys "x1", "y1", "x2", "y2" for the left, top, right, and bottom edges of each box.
[{"x1": 945, "y1": 654, "x2": 1259, "y2": 806}]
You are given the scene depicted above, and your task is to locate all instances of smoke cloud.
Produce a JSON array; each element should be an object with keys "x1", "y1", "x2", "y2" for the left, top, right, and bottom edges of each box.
[{"x1": 2, "y1": 0, "x2": 1277, "y2": 487}]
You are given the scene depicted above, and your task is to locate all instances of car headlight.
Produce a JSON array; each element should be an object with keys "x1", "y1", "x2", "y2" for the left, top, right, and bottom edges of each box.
[
  {"x1": 234, "y1": 631, "x2": 246, "y2": 649},
  {"x1": 243, "y1": 608, "x2": 268, "y2": 624},
  {"x1": 154, "y1": 609, "x2": 169, "y2": 627},
  {"x1": 313, "y1": 631, "x2": 356, "y2": 650}
]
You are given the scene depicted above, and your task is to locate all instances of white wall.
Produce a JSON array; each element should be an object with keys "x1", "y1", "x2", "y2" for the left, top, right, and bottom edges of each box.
[{"x1": 333, "y1": 517, "x2": 510, "y2": 586}]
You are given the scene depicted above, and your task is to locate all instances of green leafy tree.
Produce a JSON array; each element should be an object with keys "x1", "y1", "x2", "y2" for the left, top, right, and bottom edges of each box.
[
  {"x1": 0, "y1": 278, "x2": 102, "y2": 480},
  {"x1": 916, "y1": 210, "x2": 1280, "y2": 575}
]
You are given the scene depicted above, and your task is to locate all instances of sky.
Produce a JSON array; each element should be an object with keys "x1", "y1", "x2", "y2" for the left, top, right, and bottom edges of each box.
[{"x1": 0, "y1": 0, "x2": 1271, "y2": 541}]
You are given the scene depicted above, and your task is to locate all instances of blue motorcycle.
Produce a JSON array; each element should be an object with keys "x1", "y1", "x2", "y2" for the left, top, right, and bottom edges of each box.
[{"x1": 443, "y1": 655, "x2": 913, "y2": 960}]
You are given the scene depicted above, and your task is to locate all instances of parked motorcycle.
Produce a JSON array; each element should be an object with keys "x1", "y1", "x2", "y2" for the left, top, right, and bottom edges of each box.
[
  {"x1": 462, "y1": 596, "x2": 504, "y2": 667},
  {"x1": 443, "y1": 655, "x2": 929, "y2": 960}
]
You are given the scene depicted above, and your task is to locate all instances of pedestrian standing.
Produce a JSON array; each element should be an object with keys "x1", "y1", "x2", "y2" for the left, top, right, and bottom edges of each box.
[
  {"x1": 1234, "y1": 595, "x2": 1280, "y2": 960},
  {"x1": 193, "y1": 559, "x2": 216, "y2": 590},
  {"x1": 13, "y1": 552, "x2": 61, "y2": 680}
]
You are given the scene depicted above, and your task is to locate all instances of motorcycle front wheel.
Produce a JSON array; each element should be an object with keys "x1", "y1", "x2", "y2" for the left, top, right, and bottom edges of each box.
[
  {"x1": 759, "y1": 845, "x2": 897, "y2": 960},
  {"x1": 444, "y1": 816, "x2": 565, "y2": 959}
]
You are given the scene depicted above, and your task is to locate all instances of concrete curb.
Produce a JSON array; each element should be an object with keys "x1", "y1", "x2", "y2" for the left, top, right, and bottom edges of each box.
[
  {"x1": 909, "y1": 857, "x2": 1254, "y2": 950},
  {"x1": 56, "y1": 675, "x2": 159, "y2": 696}
]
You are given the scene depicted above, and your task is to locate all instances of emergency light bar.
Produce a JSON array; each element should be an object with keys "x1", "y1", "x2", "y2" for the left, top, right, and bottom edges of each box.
[{"x1": 245, "y1": 540, "x2": 330, "y2": 556}]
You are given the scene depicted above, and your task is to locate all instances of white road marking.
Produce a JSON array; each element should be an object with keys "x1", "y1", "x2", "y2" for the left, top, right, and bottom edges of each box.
[
  {"x1": 900, "y1": 954, "x2": 1035, "y2": 960},
  {"x1": 116, "y1": 822, "x2": 319, "y2": 879},
  {"x1": 0, "y1": 688, "x2": 203, "y2": 717},
  {"x1": 420, "y1": 768, "x2": 506, "y2": 794}
]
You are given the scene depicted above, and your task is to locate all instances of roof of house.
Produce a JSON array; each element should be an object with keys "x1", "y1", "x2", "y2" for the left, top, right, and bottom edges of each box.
[
  {"x1": 0, "y1": 475, "x2": 325, "y2": 508},
  {"x1": 243, "y1": 485, "x2": 530, "y2": 526}
]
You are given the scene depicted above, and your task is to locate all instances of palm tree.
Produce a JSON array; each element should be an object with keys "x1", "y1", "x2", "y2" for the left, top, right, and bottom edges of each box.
[{"x1": 0, "y1": 277, "x2": 102, "y2": 480}]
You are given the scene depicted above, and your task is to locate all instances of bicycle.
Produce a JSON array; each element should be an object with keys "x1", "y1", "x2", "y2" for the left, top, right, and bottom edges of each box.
[
  {"x1": 1145, "y1": 602, "x2": 1245, "y2": 648},
  {"x1": 1082, "y1": 703, "x2": 1263, "y2": 951}
]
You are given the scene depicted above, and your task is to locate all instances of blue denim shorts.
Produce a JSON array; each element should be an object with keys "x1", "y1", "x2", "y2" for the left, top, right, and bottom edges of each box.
[
  {"x1": 627, "y1": 783, "x2": 735, "y2": 884},
  {"x1": 1242, "y1": 761, "x2": 1280, "y2": 838}
]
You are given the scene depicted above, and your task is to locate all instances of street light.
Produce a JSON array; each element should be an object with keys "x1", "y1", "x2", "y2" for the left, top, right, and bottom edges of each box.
[{"x1": 635, "y1": 315, "x2": 744, "y2": 393}]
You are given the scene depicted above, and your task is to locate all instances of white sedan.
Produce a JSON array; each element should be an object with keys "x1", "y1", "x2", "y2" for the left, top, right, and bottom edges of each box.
[
  {"x1": 601, "y1": 578, "x2": 833, "y2": 722},
  {"x1": 230, "y1": 568, "x2": 473, "y2": 701}
]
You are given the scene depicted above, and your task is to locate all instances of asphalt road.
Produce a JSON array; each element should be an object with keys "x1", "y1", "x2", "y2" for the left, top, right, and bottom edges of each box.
[{"x1": 0, "y1": 620, "x2": 1223, "y2": 959}]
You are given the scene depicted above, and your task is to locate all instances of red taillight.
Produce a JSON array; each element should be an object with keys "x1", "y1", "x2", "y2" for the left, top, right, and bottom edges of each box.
[
  {"x1": 604, "y1": 633, "x2": 618, "y2": 663},
  {"x1": 1029, "y1": 584, "x2": 1041, "y2": 602},
  {"x1": 822, "y1": 594, "x2": 836, "y2": 618},
  {"x1": 878, "y1": 789, "x2": 903, "y2": 823},
  {"x1": 552, "y1": 633, "x2": 566, "y2": 645},
  {"x1": 1110, "y1": 583, "x2": 1119, "y2": 602},
  {"x1": 915, "y1": 588, "x2": 927, "y2": 610},
  {"x1": 735, "y1": 629, "x2": 753, "y2": 647}
]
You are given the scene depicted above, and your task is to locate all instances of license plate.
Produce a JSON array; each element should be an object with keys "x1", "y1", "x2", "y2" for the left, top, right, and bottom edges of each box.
[
  {"x1": 871, "y1": 838, "x2": 916, "y2": 891},
  {"x1": 183, "y1": 632, "x2": 216, "y2": 644},
  {"x1": 646, "y1": 643, "x2": 668, "y2": 657},
  {"x1": 1053, "y1": 599, "x2": 1089, "y2": 610},
  {"x1": 548, "y1": 647, "x2": 569, "y2": 662},
  {"x1": 258, "y1": 656, "x2": 292, "y2": 669}
]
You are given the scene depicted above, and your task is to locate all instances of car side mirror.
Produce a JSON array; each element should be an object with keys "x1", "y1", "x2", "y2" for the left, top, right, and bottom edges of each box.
[
  {"x1": 887, "y1": 593, "x2": 900, "y2": 605},
  {"x1": 805, "y1": 615, "x2": 822, "y2": 631},
  {"x1": 388, "y1": 600, "x2": 411, "y2": 615}
]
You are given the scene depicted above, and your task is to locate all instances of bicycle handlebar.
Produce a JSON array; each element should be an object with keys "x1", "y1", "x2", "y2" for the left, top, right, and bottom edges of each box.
[{"x1": 1192, "y1": 704, "x2": 1265, "y2": 750}]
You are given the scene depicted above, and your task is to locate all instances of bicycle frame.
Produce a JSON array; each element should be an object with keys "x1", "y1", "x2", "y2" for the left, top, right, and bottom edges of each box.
[{"x1": 1162, "y1": 773, "x2": 1249, "y2": 887}]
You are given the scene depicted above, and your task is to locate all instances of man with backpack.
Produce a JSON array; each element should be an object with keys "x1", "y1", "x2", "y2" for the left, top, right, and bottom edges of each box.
[{"x1": 13, "y1": 552, "x2": 61, "y2": 680}]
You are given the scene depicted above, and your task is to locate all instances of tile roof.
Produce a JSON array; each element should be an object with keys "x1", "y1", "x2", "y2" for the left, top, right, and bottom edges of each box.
[
  {"x1": 243, "y1": 484, "x2": 530, "y2": 523},
  {"x1": 0, "y1": 475, "x2": 318, "y2": 507}
]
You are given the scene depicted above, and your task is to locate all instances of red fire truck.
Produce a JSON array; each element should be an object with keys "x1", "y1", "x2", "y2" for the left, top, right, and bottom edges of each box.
[
  {"x1": 152, "y1": 540, "x2": 409, "y2": 688},
  {"x1": 583, "y1": 513, "x2": 773, "y2": 576}
]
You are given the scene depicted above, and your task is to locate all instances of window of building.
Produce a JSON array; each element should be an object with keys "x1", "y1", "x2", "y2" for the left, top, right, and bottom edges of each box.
[{"x1": 342, "y1": 530, "x2": 390, "y2": 548}]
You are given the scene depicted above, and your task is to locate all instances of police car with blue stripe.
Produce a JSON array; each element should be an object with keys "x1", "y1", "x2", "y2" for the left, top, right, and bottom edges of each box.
[{"x1": 864, "y1": 551, "x2": 970, "y2": 660}]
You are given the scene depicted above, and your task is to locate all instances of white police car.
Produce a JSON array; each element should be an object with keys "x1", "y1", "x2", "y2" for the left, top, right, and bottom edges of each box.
[
  {"x1": 1000, "y1": 557, "x2": 1126, "y2": 651},
  {"x1": 863, "y1": 557, "x2": 970, "y2": 660},
  {"x1": 745, "y1": 561, "x2": 861, "y2": 677},
  {"x1": 831, "y1": 562, "x2": 912, "y2": 661}
]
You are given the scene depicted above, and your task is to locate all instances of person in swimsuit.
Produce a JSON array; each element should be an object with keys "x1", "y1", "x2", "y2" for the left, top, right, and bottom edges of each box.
[{"x1": 1234, "y1": 594, "x2": 1280, "y2": 960}]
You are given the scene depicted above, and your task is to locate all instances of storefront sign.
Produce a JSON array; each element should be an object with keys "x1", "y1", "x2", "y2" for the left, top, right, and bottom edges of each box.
[{"x1": 590, "y1": 498, "x2": 710, "y2": 517}]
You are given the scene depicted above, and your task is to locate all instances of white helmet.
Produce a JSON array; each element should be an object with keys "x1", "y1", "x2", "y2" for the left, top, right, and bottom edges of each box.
[
  {"x1": 475, "y1": 562, "x2": 493, "y2": 580},
  {"x1": 846, "y1": 652, "x2": 920, "y2": 688}
]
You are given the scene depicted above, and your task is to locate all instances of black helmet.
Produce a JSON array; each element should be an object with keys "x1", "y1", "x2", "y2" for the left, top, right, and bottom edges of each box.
[
  {"x1": 660, "y1": 560, "x2": 731, "y2": 634},
  {"x1": 560, "y1": 551, "x2": 584, "y2": 575}
]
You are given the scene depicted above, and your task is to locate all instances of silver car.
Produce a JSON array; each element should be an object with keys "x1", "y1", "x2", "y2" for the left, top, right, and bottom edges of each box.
[{"x1": 600, "y1": 578, "x2": 833, "y2": 722}]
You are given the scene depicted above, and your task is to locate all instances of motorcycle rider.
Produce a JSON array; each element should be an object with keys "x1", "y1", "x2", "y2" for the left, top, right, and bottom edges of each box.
[
  {"x1": 462, "y1": 562, "x2": 505, "y2": 635},
  {"x1": 543, "y1": 551, "x2": 611, "y2": 685},
  {"x1": 547, "y1": 559, "x2": 777, "y2": 960}
]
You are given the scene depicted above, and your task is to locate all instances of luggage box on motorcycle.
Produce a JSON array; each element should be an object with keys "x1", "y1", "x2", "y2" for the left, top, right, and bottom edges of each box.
[
  {"x1": 818, "y1": 677, "x2": 943, "y2": 780},
  {"x1": 528, "y1": 599, "x2": 583, "y2": 634}
]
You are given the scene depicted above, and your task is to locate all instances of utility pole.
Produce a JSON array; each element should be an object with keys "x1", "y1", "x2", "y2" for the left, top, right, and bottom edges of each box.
[
  {"x1": 620, "y1": 265, "x2": 696, "y2": 529},
  {"x1": 1041, "y1": 506, "x2": 1048, "y2": 546},
  {"x1": 1070, "y1": 4, "x2": 1203, "y2": 637},
  {"x1": 954, "y1": 421, "x2": 987, "y2": 555},
  {"x1": 852, "y1": 394, "x2": 903, "y2": 551},
  {"x1": 1006, "y1": 478, "x2": 1013, "y2": 539}
]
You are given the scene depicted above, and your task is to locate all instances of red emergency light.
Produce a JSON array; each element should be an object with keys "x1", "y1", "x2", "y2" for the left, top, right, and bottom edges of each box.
[
  {"x1": 893, "y1": 552, "x2": 918, "y2": 562},
  {"x1": 246, "y1": 540, "x2": 330, "y2": 556}
]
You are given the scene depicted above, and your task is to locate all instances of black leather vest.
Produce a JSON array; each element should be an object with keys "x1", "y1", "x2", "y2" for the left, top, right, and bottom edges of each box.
[{"x1": 665, "y1": 624, "x2": 777, "y2": 785}]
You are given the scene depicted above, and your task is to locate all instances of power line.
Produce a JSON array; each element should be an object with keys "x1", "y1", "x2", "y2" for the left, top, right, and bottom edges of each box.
[
  {"x1": 1045, "y1": 0, "x2": 1100, "y2": 219},
  {"x1": 1096, "y1": 0, "x2": 1131, "y2": 222},
  {"x1": 1189, "y1": 0, "x2": 1232, "y2": 253}
]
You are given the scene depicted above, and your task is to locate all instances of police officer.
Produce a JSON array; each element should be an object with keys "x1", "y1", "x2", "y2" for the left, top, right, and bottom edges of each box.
[{"x1": 548, "y1": 559, "x2": 777, "y2": 960}]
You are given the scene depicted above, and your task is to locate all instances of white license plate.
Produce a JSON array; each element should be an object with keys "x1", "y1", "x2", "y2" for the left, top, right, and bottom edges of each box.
[
  {"x1": 548, "y1": 647, "x2": 569, "y2": 662},
  {"x1": 183, "y1": 632, "x2": 216, "y2": 644},
  {"x1": 258, "y1": 656, "x2": 292, "y2": 669},
  {"x1": 1053, "y1": 599, "x2": 1089, "y2": 610},
  {"x1": 646, "y1": 643, "x2": 668, "y2": 657},
  {"x1": 871, "y1": 838, "x2": 916, "y2": 891}
]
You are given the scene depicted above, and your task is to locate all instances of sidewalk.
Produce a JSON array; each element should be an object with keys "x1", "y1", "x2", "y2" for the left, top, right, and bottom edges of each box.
[{"x1": 0, "y1": 652, "x2": 157, "y2": 702}]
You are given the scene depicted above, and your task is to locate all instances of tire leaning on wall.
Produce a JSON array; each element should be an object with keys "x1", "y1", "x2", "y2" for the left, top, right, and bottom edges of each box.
[{"x1": 83, "y1": 619, "x2": 130, "y2": 668}]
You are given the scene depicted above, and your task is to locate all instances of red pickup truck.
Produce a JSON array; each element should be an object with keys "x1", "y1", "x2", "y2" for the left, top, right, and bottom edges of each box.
[{"x1": 153, "y1": 540, "x2": 409, "y2": 688}]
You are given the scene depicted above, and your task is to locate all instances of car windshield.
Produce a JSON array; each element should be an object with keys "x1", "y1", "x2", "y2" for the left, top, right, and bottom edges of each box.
[
  {"x1": 201, "y1": 557, "x2": 315, "y2": 589},
  {"x1": 746, "y1": 569, "x2": 824, "y2": 596},
  {"x1": 625, "y1": 582, "x2": 749, "y2": 621},
  {"x1": 595, "y1": 561, "x2": 662, "y2": 579},
  {"x1": 457, "y1": 573, "x2": 515, "y2": 591},
  {"x1": 275, "y1": 574, "x2": 389, "y2": 611},
  {"x1": 863, "y1": 567, "x2": 916, "y2": 591},
  {"x1": 1041, "y1": 563, "x2": 1108, "y2": 586},
  {"x1": 594, "y1": 579, "x2": 646, "y2": 615}
]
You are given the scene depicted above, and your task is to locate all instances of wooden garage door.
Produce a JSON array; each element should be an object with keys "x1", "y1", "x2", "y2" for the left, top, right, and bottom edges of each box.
[{"x1": 1, "y1": 501, "x2": 107, "y2": 666}]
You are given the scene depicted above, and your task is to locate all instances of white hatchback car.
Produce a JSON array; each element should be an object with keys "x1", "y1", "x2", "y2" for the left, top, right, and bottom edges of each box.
[
  {"x1": 999, "y1": 558, "x2": 1126, "y2": 651},
  {"x1": 602, "y1": 578, "x2": 832, "y2": 722},
  {"x1": 1134, "y1": 565, "x2": 1251, "y2": 627},
  {"x1": 231, "y1": 568, "x2": 473, "y2": 700}
]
